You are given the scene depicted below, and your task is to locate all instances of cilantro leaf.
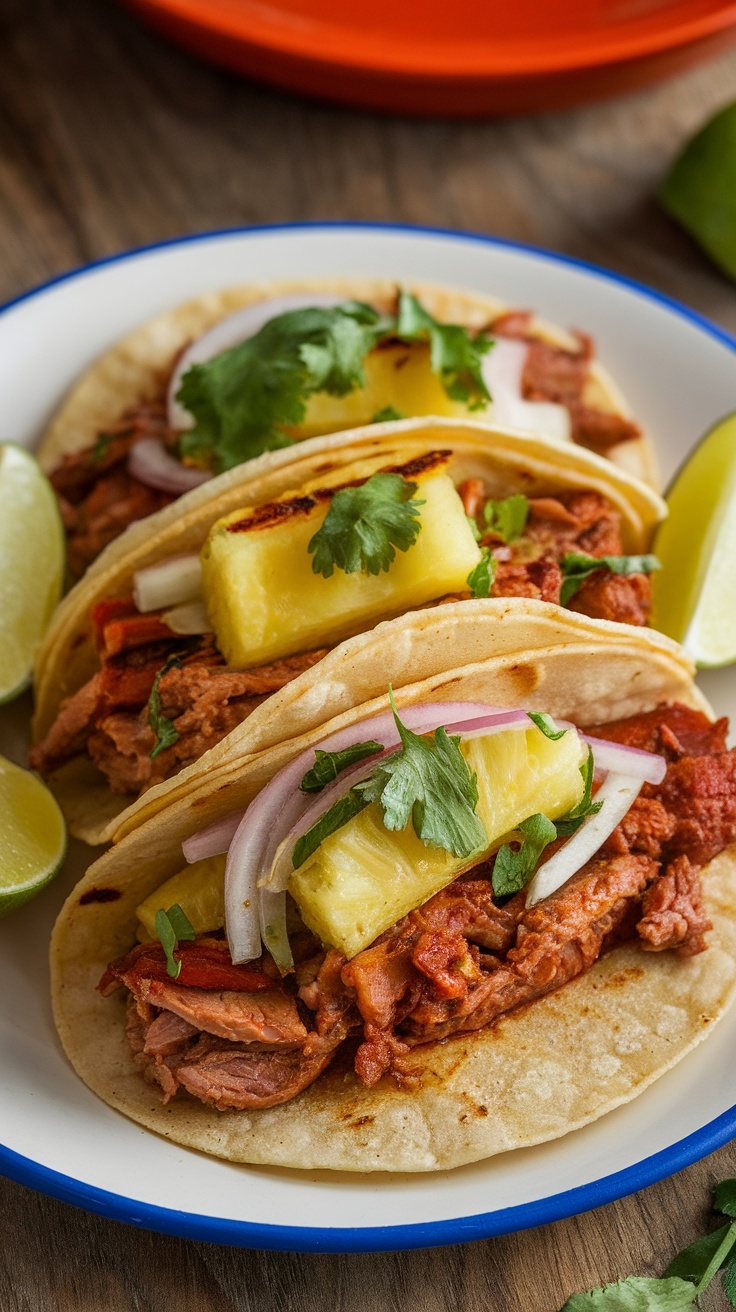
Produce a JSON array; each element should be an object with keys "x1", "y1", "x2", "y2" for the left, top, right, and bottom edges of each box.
[
  {"x1": 91, "y1": 432, "x2": 115, "y2": 465},
  {"x1": 665, "y1": 1223, "x2": 733, "y2": 1282},
  {"x1": 364, "y1": 692, "x2": 487, "y2": 859},
  {"x1": 527, "y1": 711, "x2": 567, "y2": 740},
  {"x1": 148, "y1": 654, "x2": 183, "y2": 759},
  {"x1": 154, "y1": 903, "x2": 196, "y2": 979},
  {"x1": 483, "y1": 493, "x2": 530, "y2": 542},
  {"x1": 466, "y1": 514, "x2": 482, "y2": 542},
  {"x1": 467, "y1": 547, "x2": 496, "y2": 598},
  {"x1": 564, "y1": 747, "x2": 601, "y2": 821},
  {"x1": 177, "y1": 302, "x2": 392, "y2": 473},
  {"x1": 492, "y1": 812, "x2": 558, "y2": 897},
  {"x1": 560, "y1": 553, "x2": 661, "y2": 605},
  {"x1": 723, "y1": 1257, "x2": 736, "y2": 1307},
  {"x1": 300, "y1": 741, "x2": 384, "y2": 793},
  {"x1": 294, "y1": 691, "x2": 487, "y2": 864},
  {"x1": 292, "y1": 788, "x2": 372, "y2": 869},
  {"x1": 371, "y1": 405, "x2": 405, "y2": 423},
  {"x1": 560, "y1": 1276, "x2": 697, "y2": 1311},
  {"x1": 714, "y1": 1181, "x2": 736, "y2": 1219},
  {"x1": 395, "y1": 290, "x2": 493, "y2": 410},
  {"x1": 308, "y1": 472, "x2": 424, "y2": 578}
]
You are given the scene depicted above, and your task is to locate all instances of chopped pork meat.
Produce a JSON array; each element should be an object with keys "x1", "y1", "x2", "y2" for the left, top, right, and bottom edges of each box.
[
  {"x1": 457, "y1": 482, "x2": 652, "y2": 625},
  {"x1": 100, "y1": 702, "x2": 736, "y2": 1111},
  {"x1": 49, "y1": 404, "x2": 177, "y2": 579},
  {"x1": 492, "y1": 315, "x2": 642, "y2": 452}
]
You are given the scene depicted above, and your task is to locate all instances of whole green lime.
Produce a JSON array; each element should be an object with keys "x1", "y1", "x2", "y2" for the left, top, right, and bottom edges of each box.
[{"x1": 660, "y1": 101, "x2": 736, "y2": 281}]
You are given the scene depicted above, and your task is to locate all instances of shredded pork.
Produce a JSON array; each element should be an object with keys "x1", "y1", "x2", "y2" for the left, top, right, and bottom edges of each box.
[{"x1": 99, "y1": 703, "x2": 736, "y2": 1112}]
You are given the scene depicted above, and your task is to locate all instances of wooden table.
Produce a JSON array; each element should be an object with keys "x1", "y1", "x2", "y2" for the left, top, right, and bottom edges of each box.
[{"x1": 2, "y1": 2, "x2": 736, "y2": 1307}]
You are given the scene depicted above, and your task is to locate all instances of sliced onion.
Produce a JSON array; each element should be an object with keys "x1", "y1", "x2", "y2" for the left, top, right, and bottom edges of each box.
[
  {"x1": 258, "y1": 888, "x2": 293, "y2": 974},
  {"x1": 525, "y1": 772, "x2": 645, "y2": 908},
  {"x1": 224, "y1": 816, "x2": 262, "y2": 965},
  {"x1": 483, "y1": 338, "x2": 571, "y2": 443},
  {"x1": 168, "y1": 293, "x2": 344, "y2": 431},
  {"x1": 133, "y1": 553, "x2": 202, "y2": 613},
  {"x1": 182, "y1": 811, "x2": 244, "y2": 863},
  {"x1": 128, "y1": 437, "x2": 212, "y2": 494},
  {"x1": 582, "y1": 735, "x2": 667, "y2": 786},
  {"x1": 161, "y1": 602, "x2": 212, "y2": 635}
]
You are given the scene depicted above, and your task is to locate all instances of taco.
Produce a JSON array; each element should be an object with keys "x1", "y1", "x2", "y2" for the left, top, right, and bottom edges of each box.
[
  {"x1": 37, "y1": 277, "x2": 657, "y2": 581},
  {"x1": 31, "y1": 418, "x2": 664, "y2": 846},
  {"x1": 50, "y1": 606, "x2": 736, "y2": 1173}
]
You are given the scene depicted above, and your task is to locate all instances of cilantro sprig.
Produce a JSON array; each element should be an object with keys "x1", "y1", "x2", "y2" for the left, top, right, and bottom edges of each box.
[
  {"x1": 560, "y1": 1177, "x2": 736, "y2": 1310},
  {"x1": 147, "y1": 654, "x2": 183, "y2": 759},
  {"x1": 308, "y1": 472, "x2": 424, "y2": 578},
  {"x1": 394, "y1": 291, "x2": 493, "y2": 409},
  {"x1": 293, "y1": 690, "x2": 487, "y2": 869},
  {"x1": 560, "y1": 552, "x2": 661, "y2": 605},
  {"x1": 300, "y1": 740, "x2": 384, "y2": 793},
  {"x1": 482, "y1": 493, "x2": 530, "y2": 543},
  {"x1": 467, "y1": 547, "x2": 496, "y2": 598},
  {"x1": 154, "y1": 903, "x2": 196, "y2": 979},
  {"x1": 371, "y1": 404, "x2": 405, "y2": 423},
  {"x1": 176, "y1": 293, "x2": 492, "y2": 472},
  {"x1": 491, "y1": 747, "x2": 601, "y2": 897}
]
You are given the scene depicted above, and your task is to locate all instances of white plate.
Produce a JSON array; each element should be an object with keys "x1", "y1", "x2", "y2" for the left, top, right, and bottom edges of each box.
[{"x1": 2, "y1": 223, "x2": 736, "y2": 1252}]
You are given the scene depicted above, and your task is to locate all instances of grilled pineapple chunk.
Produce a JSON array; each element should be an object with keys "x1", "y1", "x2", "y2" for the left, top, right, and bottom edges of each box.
[
  {"x1": 297, "y1": 342, "x2": 471, "y2": 436},
  {"x1": 289, "y1": 725, "x2": 586, "y2": 958},
  {"x1": 202, "y1": 465, "x2": 481, "y2": 668},
  {"x1": 136, "y1": 855, "x2": 225, "y2": 942}
]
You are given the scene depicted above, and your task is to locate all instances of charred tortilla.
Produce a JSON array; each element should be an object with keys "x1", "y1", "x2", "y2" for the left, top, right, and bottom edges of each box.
[
  {"x1": 37, "y1": 276, "x2": 657, "y2": 489},
  {"x1": 32, "y1": 419, "x2": 665, "y2": 846},
  {"x1": 50, "y1": 611, "x2": 736, "y2": 1172}
]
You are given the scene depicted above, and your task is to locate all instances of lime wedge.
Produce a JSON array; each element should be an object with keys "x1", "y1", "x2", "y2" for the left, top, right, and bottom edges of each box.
[
  {"x1": 660, "y1": 101, "x2": 736, "y2": 280},
  {"x1": 0, "y1": 755, "x2": 67, "y2": 916},
  {"x1": 652, "y1": 412, "x2": 736, "y2": 666},
  {"x1": 0, "y1": 443, "x2": 64, "y2": 703}
]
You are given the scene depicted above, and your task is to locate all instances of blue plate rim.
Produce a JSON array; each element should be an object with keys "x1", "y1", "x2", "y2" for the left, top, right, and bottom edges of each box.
[{"x1": 2, "y1": 220, "x2": 736, "y2": 1252}]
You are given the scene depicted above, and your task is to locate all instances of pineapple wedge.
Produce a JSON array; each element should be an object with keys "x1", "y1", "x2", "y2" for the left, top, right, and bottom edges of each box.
[
  {"x1": 289, "y1": 725, "x2": 586, "y2": 959},
  {"x1": 136, "y1": 855, "x2": 225, "y2": 942},
  {"x1": 296, "y1": 342, "x2": 471, "y2": 437},
  {"x1": 201, "y1": 455, "x2": 481, "y2": 668}
]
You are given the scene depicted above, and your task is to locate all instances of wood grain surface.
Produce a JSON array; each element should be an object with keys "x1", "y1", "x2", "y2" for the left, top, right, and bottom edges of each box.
[{"x1": 2, "y1": 1, "x2": 736, "y2": 1307}]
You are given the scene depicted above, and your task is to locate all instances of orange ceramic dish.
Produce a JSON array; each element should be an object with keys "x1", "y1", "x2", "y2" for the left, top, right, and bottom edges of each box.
[{"x1": 122, "y1": 0, "x2": 736, "y2": 116}]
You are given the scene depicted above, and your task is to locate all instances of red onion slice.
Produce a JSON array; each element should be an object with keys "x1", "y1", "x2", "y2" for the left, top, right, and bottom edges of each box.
[
  {"x1": 168, "y1": 294, "x2": 344, "y2": 431},
  {"x1": 183, "y1": 811, "x2": 244, "y2": 864},
  {"x1": 525, "y1": 771, "x2": 645, "y2": 908},
  {"x1": 128, "y1": 437, "x2": 212, "y2": 495},
  {"x1": 582, "y1": 735, "x2": 667, "y2": 785},
  {"x1": 133, "y1": 554, "x2": 202, "y2": 613},
  {"x1": 224, "y1": 818, "x2": 262, "y2": 965},
  {"x1": 482, "y1": 338, "x2": 570, "y2": 443},
  {"x1": 258, "y1": 888, "x2": 293, "y2": 974}
]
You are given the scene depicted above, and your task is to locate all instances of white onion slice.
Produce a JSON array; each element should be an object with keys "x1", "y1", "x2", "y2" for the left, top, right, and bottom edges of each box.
[
  {"x1": 168, "y1": 294, "x2": 344, "y2": 431},
  {"x1": 161, "y1": 602, "x2": 212, "y2": 635},
  {"x1": 133, "y1": 554, "x2": 202, "y2": 613},
  {"x1": 525, "y1": 772, "x2": 644, "y2": 908},
  {"x1": 128, "y1": 437, "x2": 212, "y2": 494},
  {"x1": 583, "y1": 735, "x2": 667, "y2": 785},
  {"x1": 258, "y1": 888, "x2": 293, "y2": 974},
  {"x1": 483, "y1": 338, "x2": 571, "y2": 443}
]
